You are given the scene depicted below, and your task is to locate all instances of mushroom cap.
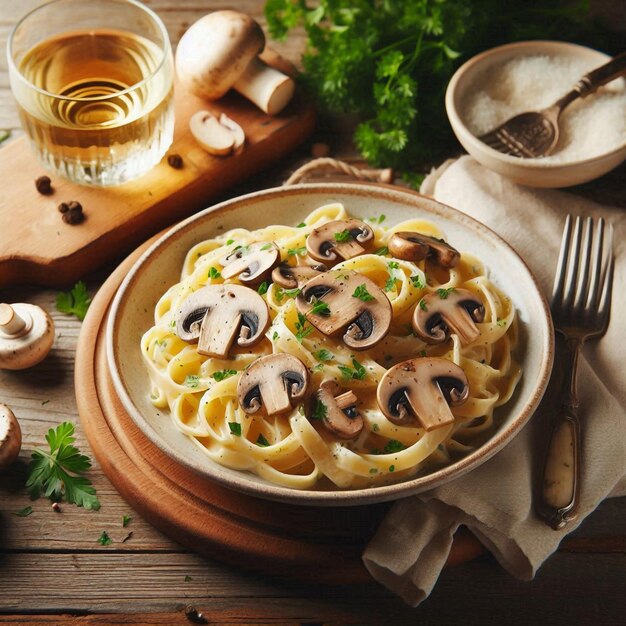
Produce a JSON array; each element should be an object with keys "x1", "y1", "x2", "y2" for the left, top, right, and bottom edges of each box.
[
  {"x1": 175, "y1": 285, "x2": 269, "y2": 358},
  {"x1": 237, "y1": 353, "x2": 309, "y2": 416},
  {"x1": 0, "y1": 404, "x2": 22, "y2": 472},
  {"x1": 271, "y1": 260, "x2": 327, "y2": 289},
  {"x1": 388, "y1": 232, "x2": 460, "y2": 268},
  {"x1": 376, "y1": 357, "x2": 469, "y2": 431},
  {"x1": 219, "y1": 242, "x2": 280, "y2": 285},
  {"x1": 412, "y1": 288, "x2": 485, "y2": 346},
  {"x1": 306, "y1": 219, "x2": 374, "y2": 263},
  {"x1": 315, "y1": 380, "x2": 363, "y2": 440},
  {"x1": 296, "y1": 270, "x2": 392, "y2": 350},
  {"x1": 175, "y1": 10, "x2": 265, "y2": 100},
  {"x1": 0, "y1": 303, "x2": 54, "y2": 370}
]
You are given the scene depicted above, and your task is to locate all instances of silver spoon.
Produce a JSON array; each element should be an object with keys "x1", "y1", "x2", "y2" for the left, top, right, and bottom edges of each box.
[{"x1": 479, "y1": 51, "x2": 626, "y2": 158}]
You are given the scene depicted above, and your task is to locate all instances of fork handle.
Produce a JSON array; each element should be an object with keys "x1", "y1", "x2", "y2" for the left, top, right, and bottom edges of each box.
[
  {"x1": 537, "y1": 407, "x2": 581, "y2": 530},
  {"x1": 555, "y1": 52, "x2": 626, "y2": 111}
]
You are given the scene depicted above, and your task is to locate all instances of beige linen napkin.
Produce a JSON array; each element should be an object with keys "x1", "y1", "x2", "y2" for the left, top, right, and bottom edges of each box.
[{"x1": 362, "y1": 156, "x2": 626, "y2": 606}]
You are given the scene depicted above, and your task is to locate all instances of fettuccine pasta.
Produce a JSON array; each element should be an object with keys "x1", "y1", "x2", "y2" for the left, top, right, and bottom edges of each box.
[{"x1": 141, "y1": 203, "x2": 521, "y2": 489}]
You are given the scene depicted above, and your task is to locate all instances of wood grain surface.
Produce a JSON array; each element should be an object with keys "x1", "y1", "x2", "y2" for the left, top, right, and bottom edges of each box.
[{"x1": 1, "y1": 1, "x2": 625, "y2": 625}]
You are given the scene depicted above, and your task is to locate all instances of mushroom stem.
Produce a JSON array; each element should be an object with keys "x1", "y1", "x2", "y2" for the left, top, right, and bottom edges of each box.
[
  {"x1": 233, "y1": 57, "x2": 295, "y2": 116},
  {"x1": 0, "y1": 303, "x2": 28, "y2": 337},
  {"x1": 334, "y1": 390, "x2": 358, "y2": 410}
]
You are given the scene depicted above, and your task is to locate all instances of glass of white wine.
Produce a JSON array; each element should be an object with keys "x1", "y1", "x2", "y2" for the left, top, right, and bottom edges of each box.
[{"x1": 8, "y1": 0, "x2": 174, "y2": 186}]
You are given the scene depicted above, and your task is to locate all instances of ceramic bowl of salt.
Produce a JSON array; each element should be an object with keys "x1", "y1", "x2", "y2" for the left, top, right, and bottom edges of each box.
[{"x1": 445, "y1": 40, "x2": 626, "y2": 188}]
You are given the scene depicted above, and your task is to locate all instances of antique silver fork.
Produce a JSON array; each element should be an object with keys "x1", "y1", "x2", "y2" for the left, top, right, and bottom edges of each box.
[
  {"x1": 537, "y1": 215, "x2": 614, "y2": 530},
  {"x1": 479, "y1": 52, "x2": 626, "y2": 158}
]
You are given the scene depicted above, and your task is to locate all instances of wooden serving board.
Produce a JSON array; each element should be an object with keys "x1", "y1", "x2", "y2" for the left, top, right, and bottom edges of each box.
[
  {"x1": 0, "y1": 52, "x2": 315, "y2": 289},
  {"x1": 74, "y1": 235, "x2": 484, "y2": 584}
]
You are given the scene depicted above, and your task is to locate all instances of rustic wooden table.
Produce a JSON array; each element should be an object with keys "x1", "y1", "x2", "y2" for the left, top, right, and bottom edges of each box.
[{"x1": 1, "y1": 2, "x2": 625, "y2": 624}]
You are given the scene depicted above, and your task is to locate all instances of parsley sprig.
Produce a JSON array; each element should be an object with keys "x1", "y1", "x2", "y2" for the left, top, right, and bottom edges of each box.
[
  {"x1": 26, "y1": 422, "x2": 100, "y2": 510},
  {"x1": 338, "y1": 358, "x2": 367, "y2": 380},
  {"x1": 352, "y1": 284, "x2": 375, "y2": 302},
  {"x1": 56, "y1": 281, "x2": 91, "y2": 321}
]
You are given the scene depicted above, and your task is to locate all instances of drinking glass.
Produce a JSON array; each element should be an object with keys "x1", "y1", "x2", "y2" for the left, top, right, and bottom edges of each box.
[{"x1": 7, "y1": 0, "x2": 174, "y2": 186}]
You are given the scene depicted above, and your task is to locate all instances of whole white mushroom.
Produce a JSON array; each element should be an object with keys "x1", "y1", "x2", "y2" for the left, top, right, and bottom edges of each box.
[
  {"x1": 0, "y1": 404, "x2": 22, "y2": 472},
  {"x1": 175, "y1": 10, "x2": 295, "y2": 115}
]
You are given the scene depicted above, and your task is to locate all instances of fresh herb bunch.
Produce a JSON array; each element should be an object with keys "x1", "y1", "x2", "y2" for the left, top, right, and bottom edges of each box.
[{"x1": 265, "y1": 0, "x2": 602, "y2": 169}]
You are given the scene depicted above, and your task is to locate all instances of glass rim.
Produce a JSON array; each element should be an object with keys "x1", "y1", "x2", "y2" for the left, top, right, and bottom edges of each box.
[{"x1": 6, "y1": 0, "x2": 171, "y2": 103}]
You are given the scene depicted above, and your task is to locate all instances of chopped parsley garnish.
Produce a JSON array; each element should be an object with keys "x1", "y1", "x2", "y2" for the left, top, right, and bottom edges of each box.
[
  {"x1": 384, "y1": 439, "x2": 406, "y2": 454},
  {"x1": 256, "y1": 434, "x2": 270, "y2": 447},
  {"x1": 56, "y1": 281, "x2": 91, "y2": 321},
  {"x1": 211, "y1": 369, "x2": 238, "y2": 382},
  {"x1": 309, "y1": 300, "x2": 330, "y2": 316},
  {"x1": 419, "y1": 299, "x2": 428, "y2": 311},
  {"x1": 275, "y1": 286, "x2": 301, "y2": 302},
  {"x1": 184, "y1": 575, "x2": 193, "y2": 582},
  {"x1": 378, "y1": 214, "x2": 386, "y2": 224},
  {"x1": 297, "y1": 222, "x2": 306, "y2": 228},
  {"x1": 26, "y1": 422, "x2": 100, "y2": 510},
  {"x1": 387, "y1": 261, "x2": 399, "y2": 269},
  {"x1": 436, "y1": 287, "x2": 455, "y2": 299},
  {"x1": 314, "y1": 349, "x2": 333, "y2": 362},
  {"x1": 312, "y1": 363, "x2": 325, "y2": 372},
  {"x1": 420, "y1": 349, "x2": 427, "y2": 357},
  {"x1": 208, "y1": 266, "x2": 221, "y2": 279},
  {"x1": 334, "y1": 229, "x2": 353, "y2": 242},
  {"x1": 372, "y1": 423, "x2": 380, "y2": 432},
  {"x1": 369, "y1": 468, "x2": 378, "y2": 474},
  {"x1": 14, "y1": 506, "x2": 33, "y2": 517},
  {"x1": 311, "y1": 400, "x2": 328, "y2": 421},
  {"x1": 260, "y1": 243, "x2": 273, "y2": 250},
  {"x1": 257, "y1": 281, "x2": 269, "y2": 295},
  {"x1": 389, "y1": 465, "x2": 395, "y2": 473},
  {"x1": 375, "y1": 246, "x2": 389, "y2": 256},
  {"x1": 184, "y1": 375, "x2": 200, "y2": 388},
  {"x1": 122, "y1": 515, "x2": 133, "y2": 527},
  {"x1": 228, "y1": 422, "x2": 242, "y2": 437},
  {"x1": 295, "y1": 312, "x2": 314, "y2": 342},
  {"x1": 410, "y1": 275, "x2": 424, "y2": 289},
  {"x1": 384, "y1": 277, "x2": 399, "y2": 292},
  {"x1": 352, "y1": 284, "x2": 375, "y2": 301},
  {"x1": 338, "y1": 358, "x2": 367, "y2": 380},
  {"x1": 226, "y1": 239, "x2": 234, "y2": 245},
  {"x1": 97, "y1": 531, "x2": 112, "y2": 546},
  {"x1": 272, "y1": 331, "x2": 279, "y2": 341},
  {"x1": 287, "y1": 246, "x2": 307, "y2": 257},
  {"x1": 497, "y1": 318, "x2": 507, "y2": 327}
]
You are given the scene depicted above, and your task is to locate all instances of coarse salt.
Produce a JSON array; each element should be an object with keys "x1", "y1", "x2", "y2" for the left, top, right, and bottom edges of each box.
[{"x1": 460, "y1": 54, "x2": 626, "y2": 163}]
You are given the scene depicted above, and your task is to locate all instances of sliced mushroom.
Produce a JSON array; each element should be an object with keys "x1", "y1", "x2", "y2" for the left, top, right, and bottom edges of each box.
[
  {"x1": 176, "y1": 285, "x2": 269, "y2": 358},
  {"x1": 306, "y1": 219, "x2": 374, "y2": 263},
  {"x1": 237, "y1": 354, "x2": 309, "y2": 416},
  {"x1": 413, "y1": 288, "x2": 485, "y2": 346},
  {"x1": 219, "y1": 242, "x2": 280, "y2": 285},
  {"x1": 295, "y1": 270, "x2": 391, "y2": 350},
  {"x1": 271, "y1": 259, "x2": 328, "y2": 289},
  {"x1": 377, "y1": 357, "x2": 469, "y2": 431},
  {"x1": 314, "y1": 380, "x2": 363, "y2": 440},
  {"x1": 189, "y1": 111, "x2": 235, "y2": 156},
  {"x1": 388, "y1": 232, "x2": 460, "y2": 268}
]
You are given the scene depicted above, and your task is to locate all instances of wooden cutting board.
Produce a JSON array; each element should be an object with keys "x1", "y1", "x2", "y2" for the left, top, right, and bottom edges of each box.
[
  {"x1": 74, "y1": 234, "x2": 485, "y2": 584},
  {"x1": 0, "y1": 52, "x2": 315, "y2": 289}
]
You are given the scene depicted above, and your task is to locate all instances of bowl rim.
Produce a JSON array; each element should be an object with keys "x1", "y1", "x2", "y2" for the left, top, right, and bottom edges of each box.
[
  {"x1": 445, "y1": 39, "x2": 626, "y2": 171},
  {"x1": 106, "y1": 182, "x2": 554, "y2": 506}
]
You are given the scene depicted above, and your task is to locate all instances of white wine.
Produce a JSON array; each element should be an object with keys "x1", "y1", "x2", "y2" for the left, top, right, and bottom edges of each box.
[{"x1": 13, "y1": 29, "x2": 173, "y2": 186}]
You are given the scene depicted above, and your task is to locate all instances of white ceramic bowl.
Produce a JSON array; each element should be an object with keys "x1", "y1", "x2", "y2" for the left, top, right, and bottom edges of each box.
[
  {"x1": 107, "y1": 184, "x2": 554, "y2": 505},
  {"x1": 446, "y1": 40, "x2": 626, "y2": 188}
]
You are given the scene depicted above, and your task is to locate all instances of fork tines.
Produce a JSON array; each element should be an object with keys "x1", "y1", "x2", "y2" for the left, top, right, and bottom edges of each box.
[
  {"x1": 480, "y1": 128, "x2": 536, "y2": 158},
  {"x1": 551, "y1": 215, "x2": 614, "y2": 331}
]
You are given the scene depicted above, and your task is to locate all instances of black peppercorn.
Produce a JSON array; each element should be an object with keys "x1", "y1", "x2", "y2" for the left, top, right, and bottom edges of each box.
[
  {"x1": 35, "y1": 175, "x2": 53, "y2": 195},
  {"x1": 59, "y1": 200, "x2": 84, "y2": 224},
  {"x1": 167, "y1": 153, "x2": 183, "y2": 169}
]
